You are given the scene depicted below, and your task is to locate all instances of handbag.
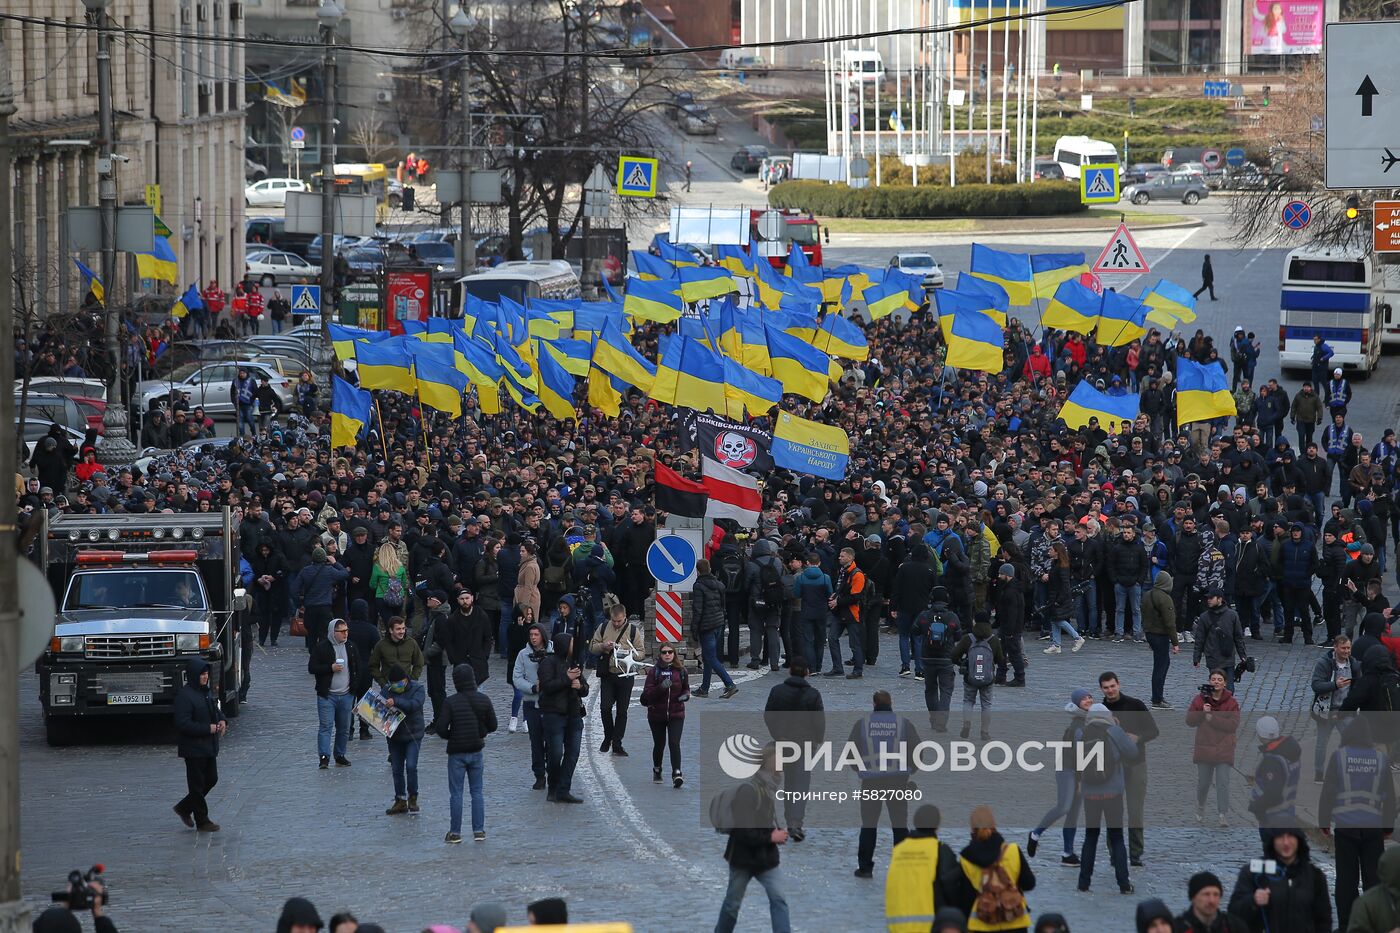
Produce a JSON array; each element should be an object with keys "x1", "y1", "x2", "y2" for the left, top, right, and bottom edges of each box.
[{"x1": 289, "y1": 611, "x2": 307, "y2": 638}]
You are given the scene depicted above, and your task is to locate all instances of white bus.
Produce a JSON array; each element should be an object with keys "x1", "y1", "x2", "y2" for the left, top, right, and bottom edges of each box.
[
  {"x1": 1375, "y1": 260, "x2": 1400, "y2": 347},
  {"x1": 1278, "y1": 248, "x2": 1380, "y2": 376},
  {"x1": 457, "y1": 260, "x2": 581, "y2": 306},
  {"x1": 1051, "y1": 135, "x2": 1120, "y2": 180}
]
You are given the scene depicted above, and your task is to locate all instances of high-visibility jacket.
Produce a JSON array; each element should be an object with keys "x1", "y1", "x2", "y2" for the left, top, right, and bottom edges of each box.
[
  {"x1": 961, "y1": 843, "x2": 1029, "y2": 931},
  {"x1": 885, "y1": 837, "x2": 942, "y2": 933}
]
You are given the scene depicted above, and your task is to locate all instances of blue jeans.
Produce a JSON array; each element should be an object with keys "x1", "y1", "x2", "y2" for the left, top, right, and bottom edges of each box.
[
  {"x1": 896, "y1": 611, "x2": 923, "y2": 673},
  {"x1": 699, "y1": 629, "x2": 734, "y2": 692},
  {"x1": 715, "y1": 865, "x2": 791, "y2": 933},
  {"x1": 827, "y1": 617, "x2": 864, "y2": 673},
  {"x1": 1033, "y1": 767, "x2": 1081, "y2": 856},
  {"x1": 317, "y1": 692, "x2": 354, "y2": 759},
  {"x1": 498, "y1": 601, "x2": 514, "y2": 658},
  {"x1": 389, "y1": 738, "x2": 421, "y2": 799},
  {"x1": 511, "y1": 687, "x2": 524, "y2": 717},
  {"x1": 1075, "y1": 580, "x2": 1098, "y2": 635},
  {"x1": 1114, "y1": 584, "x2": 1141, "y2": 637},
  {"x1": 542, "y1": 711, "x2": 583, "y2": 797},
  {"x1": 237, "y1": 404, "x2": 257, "y2": 437},
  {"x1": 1310, "y1": 491, "x2": 1327, "y2": 528},
  {"x1": 447, "y1": 750, "x2": 485, "y2": 834},
  {"x1": 1049, "y1": 618, "x2": 1080, "y2": 647},
  {"x1": 796, "y1": 616, "x2": 825, "y2": 672}
]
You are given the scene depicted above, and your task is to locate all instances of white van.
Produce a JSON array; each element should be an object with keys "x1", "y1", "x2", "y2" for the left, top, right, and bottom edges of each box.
[
  {"x1": 717, "y1": 48, "x2": 768, "y2": 77},
  {"x1": 457, "y1": 260, "x2": 581, "y2": 306},
  {"x1": 1051, "y1": 135, "x2": 1120, "y2": 180},
  {"x1": 838, "y1": 50, "x2": 885, "y2": 85}
]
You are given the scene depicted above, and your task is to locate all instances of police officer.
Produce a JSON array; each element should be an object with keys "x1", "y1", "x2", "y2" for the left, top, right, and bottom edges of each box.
[
  {"x1": 849, "y1": 689, "x2": 919, "y2": 879},
  {"x1": 1246, "y1": 716, "x2": 1301, "y2": 846},
  {"x1": 1319, "y1": 716, "x2": 1398, "y2": 931}
]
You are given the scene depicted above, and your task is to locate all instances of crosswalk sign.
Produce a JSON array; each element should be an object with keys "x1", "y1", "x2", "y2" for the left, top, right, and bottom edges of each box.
[
  {"x1": 1091, "y1": 223, "x2": 1150, "y2": 275},
  {"x1": 291, "y1": 284, "x2": 321, "y2": 313},
  {"x1": 616, "y1": 155, "x2": 659, "y2": 197},
  {"x1": 1080, "y1": 163, "x2": 1119, "y2": 205}
]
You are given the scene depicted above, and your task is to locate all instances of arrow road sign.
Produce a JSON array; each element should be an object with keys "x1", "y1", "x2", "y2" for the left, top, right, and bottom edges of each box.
[
  {"x1": 646, "y1": 530, "x2": 701, "y2": 591},
  {"x1": 1358, "y1": 75, "x2": 1380, "y2": 117},
  {"x1": 1326, "y1": 23, "x2": 1400, "y2": 188},
  {"x1": 1374, "y1": 200, "x2": 1400, "y2": 252}
]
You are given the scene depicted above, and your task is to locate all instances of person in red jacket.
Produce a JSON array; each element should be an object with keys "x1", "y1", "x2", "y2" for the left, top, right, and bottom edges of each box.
[
  {"x1": 1023, "y1": 344, "x2": 1051, "y2": 383},
  {"x1": 639, "y1": 642, "x2": 690, "y2": 787},
  {"x1": 1186, "y1": 668, "x2": 1240, "y2": 827},
  {"x1": 200, "y1": 279, "x2": 225, "y2": 338},
  {"x1": 74, "y1": 446, "x2": 105, "y2": 483},
  {"x1": 242, "y1": 287, "x2": 265, "y2": 337}
]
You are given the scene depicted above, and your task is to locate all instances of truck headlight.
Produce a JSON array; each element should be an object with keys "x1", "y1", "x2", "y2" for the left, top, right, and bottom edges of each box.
[
  {"x1": 50, "y1": 673, "x2": 77, "y2": 704},
  {"x1": 176, "y1": 634, "x2": 204, "y2": 652},
  {"x1": 59, "y1": 636, "x2": 84, "y2": 653}
]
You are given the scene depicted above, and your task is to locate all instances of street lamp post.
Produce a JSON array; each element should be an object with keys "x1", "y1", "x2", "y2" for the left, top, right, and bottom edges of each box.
[
  {"x1": 450, "y1": 8, "x2": 476, "y2": 280},
  {"x1": 317, "y1": 0, "x2": 343, "y2": 349}
]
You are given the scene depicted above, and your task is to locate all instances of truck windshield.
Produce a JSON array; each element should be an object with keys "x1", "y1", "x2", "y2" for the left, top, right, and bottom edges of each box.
[
  {"x1": 787, "y1": 223, "x2": 818, "y2": 246},
  {"x1": 64, "y1": 569, "x2": 207, "y2": 611}
]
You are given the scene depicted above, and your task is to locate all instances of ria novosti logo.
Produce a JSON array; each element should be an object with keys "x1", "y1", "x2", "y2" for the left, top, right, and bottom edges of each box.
[{"x1": 717, "y1": 733, "x2": 766, "y2": 779}]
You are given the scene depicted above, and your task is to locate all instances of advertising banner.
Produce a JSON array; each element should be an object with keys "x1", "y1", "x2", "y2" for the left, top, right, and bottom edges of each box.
[
  {"x1": 385, "y1": 271, "x2": 431, "y2": 336},
  {"x1": 1250, "y1": 1, "x2": 1323, "y2": 55}
]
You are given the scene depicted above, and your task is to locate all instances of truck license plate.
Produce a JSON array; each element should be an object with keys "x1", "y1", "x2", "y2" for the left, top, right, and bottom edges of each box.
[{"x1": 107, "y1": 693, "x2": 152, "y2": 705}]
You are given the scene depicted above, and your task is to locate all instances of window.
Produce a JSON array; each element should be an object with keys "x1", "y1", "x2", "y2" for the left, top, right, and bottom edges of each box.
[{"x1": 1288, "y1": 260, "x2": 1367, "y2": 284}]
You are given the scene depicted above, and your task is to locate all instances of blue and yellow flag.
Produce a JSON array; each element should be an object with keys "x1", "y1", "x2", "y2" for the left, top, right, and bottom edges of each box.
[
  {"x1": 591, "y1": 316, "x2": 656, "y2": 391},
  {"x1": 764, "y1": 321, "x2": 831, "y2": 402},
  {"x1": 789, "y1": 312, "x2": 868, "y2": 361},
  {"x1": 136, "y1": 230, "x2": 179, "y2": 284},
  {"x1": 74, "y1": 259, "x2": 104, "y2": 306},
  {"x1": 785, "y1": 242, "x2": 822, "y2": 286},
  {"x1": 330, "y1": 375, "x2": 373, "y2": 449},
  {"x1": 1142, "y1": 278, "x2": 1198, "y2": 327},
  {"x1": 714, "y1": 244, "x2": 755, "y2": 278},
  {"x1": 1058, "y1": 381, "x2": 1140, "y2": 430},
  {"x1": 945, "y1": 306, "x2": 1005, "y2": 373},
  {"x1": 1043, "y1": 280, "x2": 1102, "y2": 334},
  {"x1": 935, "y1": 287, "x2": 1006, "y2": 330},
  {"x1": 1095, "y1": 290, "x2": 1148, "y2": 347},
  {"x1": 651, "y1": 235, "x2": 698, "y2": 267},
  {"x1": 722, "y1": 355, "x2": 782, "y2": 419},
  {"x1": 573, "y1": 300, "x2": 627, "y2": 337},
  {"x1": 423, "y1": 317, "x2": 465, "y2": 344},
  {"x1": 1030, "y1": 252, "x2": 1088, "y2": 297},
  {"x1": 354, "y1": 339, "x2": 416, "y2": 394},
  {"x1": 542, "y1": 337, "x2": 592, "y2": 378},
  {"x1": 329, "y1": 323, "x2": 389, "y2": 362},
  {"x1": 535, "y1": 345, "x2": 578, "y2": 421},
  {"x1": 970, "y1": 244, "x2": 1033, "y2": 306},
  {"x1": 1175, "y1": 358, "x2": 1235, "y2": 426},
  {"x1": 630, "y1": 250, "x2": 677, "y2": 281},
  {"x1": 651, "y1": 336, "x2": 726, "y2": 413},
  {"x1": 859, "y1": 275, "x2": 908, "y2": 321},
  {"x1": 452, "y1": 330, "x2": 504, "y2": 386},
  {"x1": 400, "y1": 319, "x2": 428, "y2": 338},
  {"x1": 773, "y1": 409, "x2": 850, "y2": 480},
  {"x1": 171, "y1": 282, "x2": 204, "y2": 320},
  {"x1": 415, "y1": 355, "x2": 469, "y2": 417},
  {"x1": 623, "y1": 278, "x2": 683, "y2": 324},
  {"x1": 587, "y1": 364, "x2": 627, "y2": 417},
  {"x1": 678, "y1": 265, "x2": 739, "y2": 304}
]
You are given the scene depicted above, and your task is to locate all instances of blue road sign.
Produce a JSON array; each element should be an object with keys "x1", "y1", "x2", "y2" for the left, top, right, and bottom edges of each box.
[
  {"x1": 1225, "y1": 147, "x2": 1246, "y2": 168},
  {"x1": 291, "y1": 284, "x2": 321, "y2": 313},
  {"x1": 290, "y1": 126, "x2": 306, "y2": 142},
  {"x1": 1080, "y1": 164, "x2": 1119, "y2": 205},
  {"x1": 1281, "y1": 200, "x2": 1312, "y2": 231},
  {"x1": 647, "y1": 534, "x2": 697, "y2": 586},
  {"x1": 616, "y1": 156, "x2": 659, "y2": 197}
]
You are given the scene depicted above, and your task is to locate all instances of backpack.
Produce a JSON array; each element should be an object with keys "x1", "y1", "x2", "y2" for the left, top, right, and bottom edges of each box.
[
  {"x1": 708, "y1": 784, "x2": 741, "y2": 832},
  {"x1": 922, "y1": 610, "x2": 957, "y2": 655},
  {"x1": 755, "y1": 561, "x2": 785, "y2": 609},
  {"x1": 966, "y1": 637, "x2": 995, "y2": 688},
  {"x1": 541, "y1": 562, "x2": 567, "y2": 594},
  {"x1": 972, "y1": 845, "x2": 1027, "y2": 927},
  {"x1": 1381, "y1": 671, "x2": 1400, "y2": 714},
  {"x1": 719, "y1": 553, "x2": 746, "y2": 596},
  {"x1": 1077, "y1": 721, "x2": 1117, "y2": 787},
  {"x1": 381, "y1": 575, "x2": 406, "y2": 607}
]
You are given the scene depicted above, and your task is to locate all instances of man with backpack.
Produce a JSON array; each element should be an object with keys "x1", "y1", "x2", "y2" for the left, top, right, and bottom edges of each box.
[
  {"x1": 715, "y1": 537, "x2": 750, "y2": 667},
  {"x1": 763, "y1": 656, "x2": 824, "y2": 842},
  {"x1": 893, "y1": 545, "x2": 939, "y2": 679},
  {"x1": 712, "y1": 742, "x2": 791, "y2": 933},
  {"x1": 748, "y1": 540, "x2": 789, "y2": 672},
  {"x1": 827, "y1": 547, "x2": 868, "y2": 680},
  {"x1": 1074, "y1": 703, "x2": 1139, "y2": 895},
  {"x1": 917, "y1": 587, "x2": 961, "y2": 732},
  {"x1": 951, "y1": 610, "x2": 1002, "y2": 740},
  {"x1": 1192, "y1": 588, "x2": 1248, "y2": 692}
]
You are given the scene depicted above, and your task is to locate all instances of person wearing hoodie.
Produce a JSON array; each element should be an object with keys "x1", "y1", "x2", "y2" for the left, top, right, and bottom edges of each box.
[
  {"x1": 1186, "y1": 668, "x2": 1241, "y2": 826},
  {"x1": 714, "y1": 741, "x2": 790, "y2": 933},
  {"x1": 511, "y1": 623, "x2": 552, "y2": 789},
  {"x1": 958, "y1": 804, "x2": 1035, "y2": 931},
  {"x1": 537, "y1": 632, "x2": 590, "y2": 803},
  {"x1": 436, "y1": 662, "x2": 498, "y2": 843},
  {"x1": 172, "y1": 657, "x2": 225, "y2": 832},
  {"x1": 918, "y1": 587, "x2": 963, "y2": 732},
  {"x1": 1343, "y1": 845, "x2": 1400, "y2": 933},
  {"x1": 792, "y1": 553, "x2": 834, "y2": 675},
  {"x1": 276, "y1": 897, "x2": 324, "y2": 933},
  {"x1": 1319, "y1": 716, "x2": 1397, "y2": 931},
  {"x1": 346, "y1": 599, "x2": 381, "y2": 740},
  {"x1": 1226, "y1": 829, "x2": 1331, "y2": 933},
  {"x1": 763, "y1": 655, "x2": 824, "y2": 840},
  {"x1": 1192, "y1": 588, "x2": 1247, "y2": 691},
  {"x1": 1139, "y1": 570, "x2": 1179, "y2": 709},
  {"x1": 309, "y1": 617, "x2": 359, "y2": 769},
  {"x1": 1246, "y1": 717, "x2": 1301, "y2": 843},
  {"x1": 1027, "y1": 689, "x2": 1091, "y2": 867},
  {"x1": 383, "y1": 662, "x2": 427, "y2": 816},
  {"x1": 1073, "y1": 703, "x2": 1139, "y2": 895},
  {"x1": 892, "y1": 544, "x2": 939, "y2": 678},
  {"x1": 747, "y1": 539, "x2": 789, "y2": 672},
  {"x1": 1340, "y1": 642, "x2": 1399, "y2": 717},
  {"x1": 951, "y1": 611, "x2": 1003, "y2": 741},
  {"x1": 640, "y1": 639, "x2": 690, "y2": 788},
  {"x1": 693, "y1": 558, "x2": 738, "y2": 699},
  {"x1": 884, "y1": 804, "x2": 968, "y2": 933}
]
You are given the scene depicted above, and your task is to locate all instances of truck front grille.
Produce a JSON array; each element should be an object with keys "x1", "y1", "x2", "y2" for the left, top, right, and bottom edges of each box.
[
  {"x1": 84, "y1": 635, "x2": 176, "y2": 659},
  {"x1": 92, "y1": 671, "x2": 170, "y2": 694}
]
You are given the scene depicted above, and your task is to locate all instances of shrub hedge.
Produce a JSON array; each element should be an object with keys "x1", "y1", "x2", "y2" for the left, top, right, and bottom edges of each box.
[{"x1": 766, "y1": 180, "x2": 1087, "y2": 218}]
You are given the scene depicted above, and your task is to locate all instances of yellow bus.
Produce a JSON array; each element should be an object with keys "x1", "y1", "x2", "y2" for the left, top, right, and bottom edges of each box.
[{"x1": 309, "y1": 162, "x2": 391, "y2": 223}]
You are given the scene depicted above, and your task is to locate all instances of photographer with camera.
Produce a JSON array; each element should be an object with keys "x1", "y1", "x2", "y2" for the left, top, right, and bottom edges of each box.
[
  {"x1": 36, "y1": 867, "x2": 117, "y2": 933},
  {"x1": 1225, "y1": 829, "x2": 1331, "y2": 933},
  {"x1": 1186, "y1": 669, "x2": 1240, "y2": 827}
]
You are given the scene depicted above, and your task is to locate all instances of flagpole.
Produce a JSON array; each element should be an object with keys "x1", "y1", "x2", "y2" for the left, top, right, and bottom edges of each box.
[{"x1": 372, "y1": 395, "x2": 391, "y2": 466}]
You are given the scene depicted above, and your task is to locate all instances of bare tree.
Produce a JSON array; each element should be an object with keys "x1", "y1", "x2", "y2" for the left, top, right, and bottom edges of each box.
[
  {"x1": 350, "y1": 111, "x2": 395, "y2": 164},
  {"x1": 1341, "y1": 0, "x2": 1400, "y2": 19}
]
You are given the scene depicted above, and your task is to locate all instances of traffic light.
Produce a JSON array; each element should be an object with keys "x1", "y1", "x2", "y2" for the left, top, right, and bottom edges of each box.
[
  {"x1": 401, "y1": 186, "x2": 415, "y2": 212},
  {"x1": 1346, "y1": 195, "x2": 1360, "y2": 220},
  {"x1": 1262, "y1": 85, "x2": 1271, "y2": 107}
]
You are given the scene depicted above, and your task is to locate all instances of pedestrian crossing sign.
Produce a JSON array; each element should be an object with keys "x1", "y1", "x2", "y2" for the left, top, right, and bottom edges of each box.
[
  {"x1": 291, "y1": 284, "x2": 321, "y2": 313},
  {"x1": 1080, "y1": 163, "x2": 1119, "y2": 205},
  {"x1": 616, "y1": 155, "x2": 659, "y2": 197}
]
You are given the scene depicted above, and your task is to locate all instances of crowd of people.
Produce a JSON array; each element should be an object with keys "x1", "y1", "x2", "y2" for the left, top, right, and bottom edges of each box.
[{"x1": 21, "y1": 271, "x2": 1400, "y2": 931}]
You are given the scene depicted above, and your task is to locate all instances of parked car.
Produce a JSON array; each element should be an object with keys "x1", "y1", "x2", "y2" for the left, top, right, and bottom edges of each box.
[
  {"x1": 17, "y1": 394, "x2": 90, "y2": 434},
  {"x1": 1121, "y1": 162, "x2": 1167, "y2": 185},
  {"x1": 344, "y1": 245, "x2": 386, "y2": 276},
  {"x1": 668, "y1": 91, "x2": 696, "y2": 120},
  {"x1": 306, "y1": 234, "x2": 366, "y2": 265},
  {"x1": 1171, "y1": 161, "x2": 1207, "y2": 177},
  {"x1": 410, "y1": 228, "x2": 458, "y2": 245},
  {"x1": 245, "y1": 249, "x2": 320, "y2": 286},
  {"x1": 1032, "y1": 160, "x2": 1065, "y2": 180},
  {"x1": 245, "y1": 156, "x2": 269, "y2": 181},
  {"x1": 411, "y1": 241, "x2": 458, "y2": 277},
  {"x1": 244, "y1": 177, "x2": 307, "y2": 208},
  {"x1": 136, "y1": 361, "x2": 294, "y2": 419},
  {"x1": 1122, "y1": 174, "x2": 1210, "y2": 205},
  {"x1": 889, "y1": 252, "x2": 945, "y2": 290},
  {"x1": 731, "y1": 145, "x2": 770, "y2": 173},
  {"x1": 16, "y1": 377, "x2": 108, "y2": 404},
  {"x1": 1215, "y1": 163, "x2": 1273, "y2": 191},
  {"x1": 679, "y1": 104, "x2": 718, "y2": 135}
]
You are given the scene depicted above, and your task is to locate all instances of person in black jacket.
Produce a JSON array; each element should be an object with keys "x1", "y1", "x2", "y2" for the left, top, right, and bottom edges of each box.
[
  {"x1": 1108, "y1": 525, "x2": 1150, "y2": 643},
  {"x1": 172, "y1": 657, "x2": 225, "y2": 832},
  {"x1": 438, "y1": 589, "x2": 493, "y2": 687},
  {"x1": 537, "y1": 632, "x2": 590, "y2": 803},
  {"x1": 309, "y1": 618, "x2": 359, "y2": 768},
  {"x1": 346, "y1": 598, "x2": 380, "y2": 740},
  {"x1": 991, "y1": 563, "x2": 1026, "y2": 687},
  {"x1": 1226, "y1": 829, "x2": 1331, "y2": 933},
  {"x1": 436, "y1": 663, "x2": 498, "y2": 843},
  {"x1": 714, "y1": 743, "x2": 790, "y2": 933},
  {"x1": 892, "y1": 546, "x2": 939, "y2": 678},
  {"x1": 918, "y1": 587, "x2": 962, "y2": 732},
  {"x1": 764, "y1": 656, "x2": 825, "y2": 841},
  {"x1": 693, "y1": 558, "x2": 737, "y2": 698}
]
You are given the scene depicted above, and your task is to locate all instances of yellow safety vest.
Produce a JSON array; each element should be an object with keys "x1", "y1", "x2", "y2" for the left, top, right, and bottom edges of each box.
[
  {"x1": 960, "y1": 844, "x2": 1029, "y2": 932},
  {"x1": 884, "y1": 836, "x2": 942, "y2": 933}
]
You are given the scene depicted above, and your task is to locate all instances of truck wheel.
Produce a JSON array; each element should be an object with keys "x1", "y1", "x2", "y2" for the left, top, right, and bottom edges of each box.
[
  {"x1": 222, "y1": 691, "x2": 241, "y2": 718},
  {"x1": 44, "y1": 715, "x2": 79, "y2": 747}
]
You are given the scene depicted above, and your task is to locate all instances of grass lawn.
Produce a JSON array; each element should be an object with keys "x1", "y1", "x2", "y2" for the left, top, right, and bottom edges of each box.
[{"x1": 823, "y1": 208, "x2": 1188, "y2": 234}]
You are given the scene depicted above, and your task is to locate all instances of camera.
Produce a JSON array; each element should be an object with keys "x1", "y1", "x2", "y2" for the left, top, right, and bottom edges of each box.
[
  {"x1": 52, "y1": 865, "x2": 106, "y2": 910},
  {"x1": 1249, "y1": 858, "x2": 1279, "y2": 877},
  {"x1": 1199, "y1": 683, "x2": 1216, "y2": 702}
]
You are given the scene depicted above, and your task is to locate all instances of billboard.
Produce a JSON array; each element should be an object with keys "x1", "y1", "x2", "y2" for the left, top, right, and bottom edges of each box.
[
  {"x1": 385, "y1": 271, "x2": 431, "y2": 336},
  {"x1": 1249, "y1": 0, "x2": 1323, "y2": 55}
]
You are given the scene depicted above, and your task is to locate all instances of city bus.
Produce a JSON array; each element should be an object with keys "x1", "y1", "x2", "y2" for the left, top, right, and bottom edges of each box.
[
  {"x1": 457, "y1": 260, "x2": 581, "y2": 306},
  {"x1": 309, "y1": 162, "x2": 391, "y2": 224},
  {"x1": 1278, "y1": 247, "x2": 1381, "y2": 377}
]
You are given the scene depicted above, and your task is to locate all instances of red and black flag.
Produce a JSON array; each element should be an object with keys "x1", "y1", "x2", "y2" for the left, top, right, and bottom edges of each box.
[{"x1": 654, "y1": 459, "x2": 708, "y2": 519}]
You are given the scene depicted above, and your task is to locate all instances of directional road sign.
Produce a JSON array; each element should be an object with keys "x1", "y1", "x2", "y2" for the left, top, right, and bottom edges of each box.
[
  {"x1": 1091, "y1": 223, "x2": 1149, "y2": 275},
  {"x1": 647, "y1": 529, "x2": 702, "y2": 592},
  {"x1": 1281, "y1": 199, "x2": 1312, "y2": 231},
  {"x1": 1325, "y1": 22, "x2": 1400, "y2": 188},
  {"x1": 1374, "y1": 200, "x2": 1400, "y2": 252},
  {"x1": 1080, "y1": 163, "x2": 1119, "y2": 205},
  {"x1": 617, "y1": 155, "x2": 659, "y2": 197},
  {"x1": 1225, "y1": 147, "x2": 1247, "y2": 168},
  {"x1": 291, "y1": 284, "x2": 321, "y2": 314}
]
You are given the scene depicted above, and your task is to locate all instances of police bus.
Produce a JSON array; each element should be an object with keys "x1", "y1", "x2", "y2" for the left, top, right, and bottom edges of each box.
[{"x1": 1278, "y1": 248, "x2": 1381, "y2": 377}]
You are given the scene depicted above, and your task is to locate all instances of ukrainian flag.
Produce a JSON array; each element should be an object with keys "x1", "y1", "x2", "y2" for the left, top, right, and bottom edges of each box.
[
  {"x1": 775, "y1": 289, "x2": 822, "y2": 325},
  {"x1": 1176, "y1": 358, "x2": 1235, "y2": 426},
  {"x1": 573, "y1": 300, "x2": 628, "y2": 337},
  {"x1": 535, "y1": 345, "x2": 578, "y2": 421},
  {"x1": 1043, "y1": 279, "x2": 1103, "y2": 334},
  {"x1": 400, "y1": 319, "x2": 428, "y2": 337},
  {"x1": 591, "y1": 316, "x2": 656, "y2": 391},
  {"x1": 406, "y1": 337, "x2": 455, "y2": 369},
  {"x1": 171, "y1": 282, "x2": 204, "y2": 320},
  {"x1": 329, "y1": 323, "x2": 389, "y2": 361},
  {"x1": 136, "y1": 231, "x2": 179, "y2": 284},
  {"x1": 601, "y1": 276, "x2": 624, "y2": 304},
  {"x1": 789, "y1": 313, "x2": 868, "y2": 361},
  {"x1": 503, "y1": 369, "x2": 542, "y2": 413},
  {"x1": 651, "y1": 236, "x2": 698, "y2": 267},
  {"x1": 764, "y1": 321, "x2": 831, "y2": 402},
  {"x1": 722, "y1": 355, "x2": 782, "y2": 418},
  {"x1": 1030, "y1": 252, "x2": 1088, "y2": 296},
  {"x1": 860, "y1": 276, "x2": 908, "y2": 321},
  {"x1": 935, "y1": 287, "x2": 1006, "y2": 330},
  {"x1": 415, "y1": 356, "x2": 469, "y2": 417},
  {"x1": 945, "y1": 306, "x2": 1005, "y2": 374},
  {"x1": 355, "y1": 339, "x2": 417, "y2": 394},
  {"x1": 493, "y1": 329, "x2": 537, "y2": 390},
  {"x1": 738, "y1": 312, "x2": 773, "y2": 375},
  {"x1": 74, "y1": 259, "x2": 104, "y2": 306},
  {"x1": 630, "y1": 250, "x2": 677, "y2": 281},
  {"x1": 715, "y1": 244, "x2": 755, "y2": 278},
  {"x1": 651, "y1": 336, "x2": 726, "y2": 413},
  {"x1": 1058, "y1": 381, "x2": 1140, "y2": 430},
  {"x1": 330, "y1": 375, "x2": 373, "y2": 449},
  {"x1": 957, "y1": 274, "x2": 1010, "y2": 315},
  {"x1": 970, "y1": 243, "x2": 1033, "y2": 306},
  {"x1": 785, "y1": 242, "x2": 822, "y2": 286},
  {"x1": 881, "y1": 268, "x2": 927, "y2": 311},
  {"x1": 542, "y1": 337, "x2": 593, "y2": 378},
  {"x1": 1095, "y1": 290, "x2": 1148, "y2": 347},
  {"x1": 623, "y1": 278, "x2": 683, "y2": 323},
  {"x1": 452, "y1": 331, "x2": 504, "y2": 387},
  {"x1": 752, "y1": 255, "x2": 798, "y2": 310},
  {"x1": 422, "y1": 317, "x2": 465, "y2": 344},
  {"x1": 1142, "y1": 278, "x2": 1198, "y2": 326},
  {"x1": 587, "y1": 364, "x2": 628, "y2": 417},
  {"x1": 678, "y1": 265, "x2": 739, "y2": 304}
]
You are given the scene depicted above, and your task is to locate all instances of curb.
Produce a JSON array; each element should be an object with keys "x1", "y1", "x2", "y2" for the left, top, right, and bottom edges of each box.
[{"x1": 829, "y1": 217, "x2": 1206, "y2": 244}]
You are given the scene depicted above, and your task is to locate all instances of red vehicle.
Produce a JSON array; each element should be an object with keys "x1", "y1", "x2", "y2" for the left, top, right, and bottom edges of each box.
[{"x1": 749, "y1": 208, "x2": 823, "y2": 268}]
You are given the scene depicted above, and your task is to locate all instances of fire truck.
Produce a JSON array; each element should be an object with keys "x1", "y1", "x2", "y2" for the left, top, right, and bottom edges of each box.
[
  {"x1": 36, "y1": 511, "x2": 248, "y2": 746},
  {"x1": 749, "y1": 208, "x2": 824, "y2": 268}
]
